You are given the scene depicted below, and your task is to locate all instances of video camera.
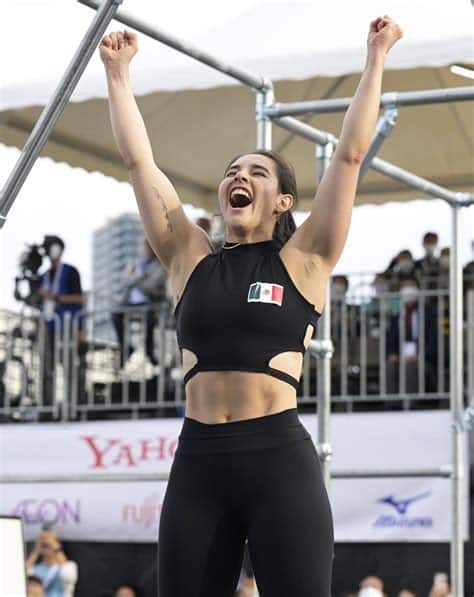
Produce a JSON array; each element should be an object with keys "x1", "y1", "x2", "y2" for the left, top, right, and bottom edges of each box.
[{"x1": 14, "y1": 235, "x2": 64, "y2": 306}]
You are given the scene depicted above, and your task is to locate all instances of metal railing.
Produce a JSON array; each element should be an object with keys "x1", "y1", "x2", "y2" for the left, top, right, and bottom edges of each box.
[{"x1": 1, "y1": 288, "x2": 472, "y2": 422}]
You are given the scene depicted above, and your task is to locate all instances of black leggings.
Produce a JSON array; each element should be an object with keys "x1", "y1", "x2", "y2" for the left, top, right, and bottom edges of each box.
[{"x1": 158, "y1": 408, "x2": 334, "y2": 596}]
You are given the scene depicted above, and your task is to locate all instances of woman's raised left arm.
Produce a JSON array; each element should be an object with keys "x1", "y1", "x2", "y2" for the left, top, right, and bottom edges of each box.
[{"x1": 287, "y1": 16, "x2": 403, "y2": 270}]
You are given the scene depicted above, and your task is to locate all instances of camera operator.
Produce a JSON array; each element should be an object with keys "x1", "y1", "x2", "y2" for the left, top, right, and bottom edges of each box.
[
  {"x1": 37, "y1": 236, "x2": 86, "y2": 413},
  {"x1": 112, "y1": 238, "x2": 168, "y2": 370}
]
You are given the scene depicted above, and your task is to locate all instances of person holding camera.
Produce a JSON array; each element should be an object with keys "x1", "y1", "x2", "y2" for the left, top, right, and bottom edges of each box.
[
  {"x1": 37, "y1": 236, "x2": 86, "y2": 412},
  {"x1": 25, "y1": 529, "x2": 78, "y2": 597},
  {"x1": 38, "y1": 237, "x2": 84, "y2": 329}
]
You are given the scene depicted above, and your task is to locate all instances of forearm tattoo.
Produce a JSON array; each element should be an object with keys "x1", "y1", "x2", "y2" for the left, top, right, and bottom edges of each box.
[{"x1": 152, "y1": 186, "x2": 173, "y2": 233}]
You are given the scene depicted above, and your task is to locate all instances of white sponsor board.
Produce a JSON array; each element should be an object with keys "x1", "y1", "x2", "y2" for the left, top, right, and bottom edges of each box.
[{"x1": 0, "y1": 411, "x2": 469, "y2": 543}]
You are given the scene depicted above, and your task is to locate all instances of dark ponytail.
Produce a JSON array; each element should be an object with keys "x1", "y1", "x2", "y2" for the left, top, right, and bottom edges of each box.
[
  {"x1": 272, "y1": 208, "x2": 297, "y2": 246},
  {"x1": 223, "y1": 149, "x2": 299, "y2": 246}
]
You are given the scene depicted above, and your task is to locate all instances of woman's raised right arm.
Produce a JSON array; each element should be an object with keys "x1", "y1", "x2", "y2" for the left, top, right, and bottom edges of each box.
[{"x1": 100, "y1": 30, "x2": 212, "y2": 272}]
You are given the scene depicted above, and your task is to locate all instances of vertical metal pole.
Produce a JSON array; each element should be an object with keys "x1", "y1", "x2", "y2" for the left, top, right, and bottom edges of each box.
[
  {"x1": 53, "y1": 314, "x2": 61, "y2": 419},
  {"x1": 418, "y1": 292, "x2": 426, "y2": 396},
  {"x1": 467, "y1": 290, "x2": 474, "y2": 409},
  {"x1": 340, "y1": 301, "x2": 349, "y2": 408},
  {"x1": 256, "y1": 80, "x2": 274, "y2": 150},
  {"x1": 315, "y1": 142, "x2": 334, "y2": 488},
  {"x1": 62, "y1": 312, "x2": 72, "y2": 422},
  {"x1": 70, "y1": 313, "x2": 80, "y2": 420},
  {"x1": 37, "y1": 315, "x2": 46, "y2": 409},
  {"x1": 0, "y1": 0, "x2": 124, "y2": 228},
  {"x1": 379, "y1": 297, "x2": 387, "y2": 397},
  {"x1": 156, "y1": 303, "x2": 167, "y2": 409},
  {"x1": 438, "y1": 294, "x2": 445, "y2": 394},
  {"x1": 360, "y1": 304, "x2": 367, "y2": 398},
  {"x1": 450, "y1": 204, "x2": 464, "y2": 596}
]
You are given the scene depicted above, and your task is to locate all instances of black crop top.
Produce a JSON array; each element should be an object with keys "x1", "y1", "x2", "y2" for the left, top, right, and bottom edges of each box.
[{"x1": 174, "y1": 239, "x2": 322, "y2": 391}]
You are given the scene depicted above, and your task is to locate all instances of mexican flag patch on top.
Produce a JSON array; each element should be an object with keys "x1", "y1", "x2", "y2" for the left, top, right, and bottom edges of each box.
[{"x1": 247, "y1": 282, "x2": 284, "y2": 306}]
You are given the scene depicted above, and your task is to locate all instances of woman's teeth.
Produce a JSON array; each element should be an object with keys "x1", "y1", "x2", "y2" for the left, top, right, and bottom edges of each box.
[{"x1": 229, "y1": 188, "x2": 252, "y2": 208}]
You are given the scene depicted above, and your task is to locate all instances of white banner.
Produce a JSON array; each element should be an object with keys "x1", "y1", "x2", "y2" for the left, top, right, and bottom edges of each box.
[{"x1": 0, "y1": 411, "x2": 469, "y2": 543}]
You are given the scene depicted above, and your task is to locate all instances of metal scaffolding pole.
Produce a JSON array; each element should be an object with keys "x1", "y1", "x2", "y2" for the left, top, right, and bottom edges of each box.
[
  {"x1": 359, "y1": 106, "x2": 397, "y2": 181},
  {"x1": 272, "y1": 116, "x2": 474, "y2": 207},
  {"x1": 265, "y1": 86, "x2": 474, "y2": 118},
  {"x1": 78, "y1": 0, "x2": 269, "y2": 92},
  {"x1": 256, "y1": 80, "x2": 274, "y2": 150},
  {"x1": 0, "y1": 466, "x2": 452, "y2": 484},
  {"x1": 0, "y1": 0, "x2": 124, "y2": 229},
  {"x1": 450, "y1": 205, "x2": 465, "y2": 596},
  {"x1": 332, "y1": 467, "x2": 453, "y2": 479},
  {"x1": 314, "y1": 142, "x2": 335, "y2": 489}
]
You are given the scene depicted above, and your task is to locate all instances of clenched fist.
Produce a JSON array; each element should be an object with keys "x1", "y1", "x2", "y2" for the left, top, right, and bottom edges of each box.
[
  {"x1": 367, "y1": 15, "x2": 403, "y2": 54},
  {"x1": 99, "y1": 29, "x2": 138, "y2": 69}
]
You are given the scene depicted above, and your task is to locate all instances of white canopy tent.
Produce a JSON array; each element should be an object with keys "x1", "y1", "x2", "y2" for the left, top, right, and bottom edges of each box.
[{"x1": 1, "y1": 0, "x2": 473, "y2": 211}]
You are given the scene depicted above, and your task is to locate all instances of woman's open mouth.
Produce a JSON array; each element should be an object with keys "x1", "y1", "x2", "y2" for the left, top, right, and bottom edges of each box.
[{"x1": 229, "y1": 187, "x2": 253, "y2": 208}]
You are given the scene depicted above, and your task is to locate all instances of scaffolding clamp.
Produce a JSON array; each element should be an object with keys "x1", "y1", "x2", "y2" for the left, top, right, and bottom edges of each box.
[
  {"x1": 359, "y1": 100, "x2": 398, "y2": 180},
  {"x1": 317, "y1": 442, "x2": 333, "y2": 461},
  {"x1": 453, "y1": 405, "x2": 474, "y2": 432},
  {"x1": 382, "y1": 91, "x2": 399, "y2": 109},
  {"x1": 378, "y1": 106, "x2": 398, "y2": 135},
  {"x1": 255, "y1": 78, "x2": 275, "y2": 120},
  {"x1": 309, "y1": 338, "x2": 334, "y2": 359},
  {"x1": 315, "y1": 138, "x2": 336, "y2": 159},
  {"x1": 455, "y1": 191, "x2": 474, "y2": 207}
]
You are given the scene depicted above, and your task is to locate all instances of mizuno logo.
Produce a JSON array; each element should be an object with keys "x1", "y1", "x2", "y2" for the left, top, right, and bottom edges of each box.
[{"x1": 378, "y1": 491, "x2": 431, "y2": 515}]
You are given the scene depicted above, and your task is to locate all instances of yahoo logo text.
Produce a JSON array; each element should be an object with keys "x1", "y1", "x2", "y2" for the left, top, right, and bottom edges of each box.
[{"x1": 80, "y1": 435, "x2": 178, "y2": 469}]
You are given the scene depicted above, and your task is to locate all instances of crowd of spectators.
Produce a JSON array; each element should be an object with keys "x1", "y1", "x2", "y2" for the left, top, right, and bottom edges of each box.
[
  {"x1": 338, "y1": 571, "x2": 454, "y2": 597},
  {"x1": 330, "y1": 231, "x2": 474, "y2": 400},
  {"x1": 3, "y1": 224, "x2": 474, "y2": 418},
  {"x1": 24, "y1": 528, "x2": 458, "y2": 597}
]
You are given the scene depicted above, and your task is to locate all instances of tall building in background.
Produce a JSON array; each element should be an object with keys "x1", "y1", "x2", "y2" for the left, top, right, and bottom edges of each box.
[{"x1": 92, "y1": 213, "x2": 144, "y2": 341}]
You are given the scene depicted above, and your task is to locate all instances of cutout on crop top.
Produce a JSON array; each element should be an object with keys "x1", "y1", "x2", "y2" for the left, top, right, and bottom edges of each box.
[
  {"x1": 181, "y1": 321, "x2": 315, "y2": 388},
  {"x1": 174, "y1": 240, "x2": 322, "y2": 391}
]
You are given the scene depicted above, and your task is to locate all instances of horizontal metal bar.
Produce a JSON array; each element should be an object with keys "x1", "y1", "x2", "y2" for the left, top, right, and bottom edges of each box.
[
  {"x1": 271, "y1": 116, "x2": 474, "y2": 206},
  {"x1": 266, "y1": 86, "x2": 474, "y2": 117},
  {"x1": 77, "y1": 0, "x2": 268, "y2": 92},
  {"x1": 0, "y1": 466, "x2": 452, "y2": 483},
  {"x1": 0, "y1": 473, "x2": 169, "y2": 483},
  {"x1": 332, "y1": 466, "x2": 453, "y2": 479},
  {"x1": 370, "y1": 157, "x2": 473, "y2": 207},
  {"x1": 273, "y1": 116, "x2": 336, "y2": 145}
]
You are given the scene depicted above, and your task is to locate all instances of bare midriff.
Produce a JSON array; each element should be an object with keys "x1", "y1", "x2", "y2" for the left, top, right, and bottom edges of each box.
[{"x1": 183, "y1": 371, "x2": 298, "y2": 423}]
